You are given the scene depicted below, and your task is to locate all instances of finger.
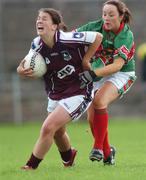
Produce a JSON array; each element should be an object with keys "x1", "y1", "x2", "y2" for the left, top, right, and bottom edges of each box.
[
  {"x1": 25, "y1": 74, "x2": 34, "y2": 78},
  {"x1": 23, "y1": 72, "x2": 34, "y2": 78},
  {"x1": 23, "y1": 68, "x2": 34, "y2": 76},
  {"x1": 80, "y1": 82, "x2": 86, "y2": 89},
  {"x1": 79, "y1": 76, "x2": 82, "y2": 81},
  {"x1": 24, "y1": 68, "x2": 33, "y2": 72}
]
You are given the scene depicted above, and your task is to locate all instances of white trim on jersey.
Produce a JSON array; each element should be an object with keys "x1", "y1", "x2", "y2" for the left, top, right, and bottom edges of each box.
[
  {"x1": 59, "y1": 30, "x2": 97, "y2": 44},
  {"x1": 33, "y1": 36, "x2": 41, "y2": 46},
  {"x1": 31, "y1": 36, "x2": 42, "y2": 51}
]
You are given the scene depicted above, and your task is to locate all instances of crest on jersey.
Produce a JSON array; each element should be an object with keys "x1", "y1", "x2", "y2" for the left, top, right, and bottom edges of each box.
[
  {"x1": 73, "y1": 32, "x2": 84, "y2": 39},
  {"x1": 45, "y1": 57, "x2": 51, "y2": 64},
  {"x1": 61, "y1": 50, "x2": 72, "y2": 61}
]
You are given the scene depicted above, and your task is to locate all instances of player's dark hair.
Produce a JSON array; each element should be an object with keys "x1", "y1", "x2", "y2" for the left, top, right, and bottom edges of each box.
[
  {"x1": 103, "y1": 0, "x2": 132, "y2": 24},
  {"x1": 38, "y1": 8, "x2": 68, "y2": 31}
]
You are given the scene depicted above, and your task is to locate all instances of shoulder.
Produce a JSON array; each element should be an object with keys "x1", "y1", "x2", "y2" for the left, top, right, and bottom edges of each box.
[
  {"x1": 31, "y1": 36, "x2": 43, "y2": 51},
  {"x1": 77, "y1": 19, "x2": 103, "y2": 32},
  {"x1": 88, "y1": 19, "x2": 104, "y2": 27},
  {"x1": 123, "y1": 24, "x2": 133, "y2": 39},
  {"x1": 116, "y1": 24, "x2": 134, "y2": 41},
  {"x1": 58, "y1": 30, "x2": 97, "y2": 44},
  {"x1": 115, "y1": 25, "x2": 134, "y2": 47},
  {"x1": 59, "y1": 30, "x2": 85, "y2": 39}
]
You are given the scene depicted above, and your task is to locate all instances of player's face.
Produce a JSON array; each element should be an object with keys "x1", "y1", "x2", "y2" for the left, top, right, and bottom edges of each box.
[
  {"x1": 102, "y1": 4, "x2": 123, "y2": 33},
  {"x1": 36, "y1": 11, "x2": 57, "y2": 37}
]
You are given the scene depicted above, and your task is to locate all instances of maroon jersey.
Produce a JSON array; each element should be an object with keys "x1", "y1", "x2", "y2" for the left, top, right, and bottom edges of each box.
[{"x1": 29, "y1": 30, "x2": 97, "y2": 100}]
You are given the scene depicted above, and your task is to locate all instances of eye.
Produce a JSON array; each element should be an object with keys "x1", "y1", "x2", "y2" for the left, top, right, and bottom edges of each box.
[
  {"x1": 103, "y1": 11, "x2": 106, "y2": 16},
  {"x1": 42, "y1": 17, "x2": 48, "y2": 21},
  {"x1": 109, "y1": 14, "x2": 114, "y2": 17}
]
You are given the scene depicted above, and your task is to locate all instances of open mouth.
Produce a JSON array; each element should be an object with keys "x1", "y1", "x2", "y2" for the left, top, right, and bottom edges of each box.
[
  {"x1": 105, "y1": 23, "x2": 111, "y2": 29},
  {"x1": 105, "y1": 22, "x2": 110, "y2": 26},
  {"x1": 37, "y1": 27, "x2": 44, "y2": 30}
]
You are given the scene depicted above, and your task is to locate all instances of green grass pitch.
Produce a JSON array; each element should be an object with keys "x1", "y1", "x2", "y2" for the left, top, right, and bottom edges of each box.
[{"x1": 0, "y1": 118, "x2": 146, "y2": 180}]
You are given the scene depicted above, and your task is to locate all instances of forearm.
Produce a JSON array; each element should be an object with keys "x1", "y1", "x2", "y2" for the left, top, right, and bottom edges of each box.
[
  {"x1": 93, "y1": 58, "x2": 125, "y2": 77},
  {"x1": 93, "y1": 64, "x2": 119, "y2": 77}
]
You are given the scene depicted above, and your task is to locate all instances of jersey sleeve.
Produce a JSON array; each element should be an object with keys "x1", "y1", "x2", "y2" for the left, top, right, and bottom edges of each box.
[
  {"x1": 24, "y1": 36, "x2": 42, "y2": 60},
  {"x1": 30, "y1": 36, "x2": 42, "y2": 52},
  {"x1": 59, "y1": 30, "x2": 97, "y2": 44},
  {"x1": 76, "y1": 19, "x2": 103, "y2": 33},
  {"x1": 114, "y1": 31, "x2": 135, "y2": 63},
  {"x1": 76, "y1": 23, "x2": 92, "y2": 31}
]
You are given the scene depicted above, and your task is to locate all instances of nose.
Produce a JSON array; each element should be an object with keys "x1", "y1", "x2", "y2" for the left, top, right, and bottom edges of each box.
[
  {"x1": 37, "y1": 19, "x2": 42, "y2": 23},
  {"x1": 104, "y1": 15, "x2": 109, "y2": 21}
]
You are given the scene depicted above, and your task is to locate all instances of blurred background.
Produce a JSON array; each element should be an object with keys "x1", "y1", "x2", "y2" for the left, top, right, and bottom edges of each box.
[{"x1": 0, "y1": 0, "x2": 146, "y2": 124}]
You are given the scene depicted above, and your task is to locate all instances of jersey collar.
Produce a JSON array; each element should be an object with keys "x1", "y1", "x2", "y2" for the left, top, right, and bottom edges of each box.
[{"x1": 55, "y1": 30, "x2": 60, "y2": 43}]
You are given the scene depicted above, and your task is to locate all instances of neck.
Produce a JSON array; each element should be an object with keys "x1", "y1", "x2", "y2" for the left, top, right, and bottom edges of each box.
[
  {"x1": 113, "y1": 22, "x2": 124, "y2": 34},
  {"x1": 41, "y1": 32, "x2": 55, "y2": 48}
]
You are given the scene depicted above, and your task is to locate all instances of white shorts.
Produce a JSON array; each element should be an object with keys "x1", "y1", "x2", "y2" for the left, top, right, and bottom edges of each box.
[
  {"x1": 93, "y1": 71, "x2": 136, "y2": 97},
  {"x1": 47, "y1": 94, "x2": 93, "y2": 120}
]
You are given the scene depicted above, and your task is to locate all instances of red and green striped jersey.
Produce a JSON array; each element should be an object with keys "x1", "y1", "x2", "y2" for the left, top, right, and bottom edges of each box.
[{"x1": 77, "y1": 19, "x2": 135, "y2": 72}]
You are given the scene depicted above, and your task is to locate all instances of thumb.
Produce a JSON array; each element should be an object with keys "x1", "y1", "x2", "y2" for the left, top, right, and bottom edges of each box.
[{"x1": 20, "y1": 59, "x2": 26, "y2": 68}]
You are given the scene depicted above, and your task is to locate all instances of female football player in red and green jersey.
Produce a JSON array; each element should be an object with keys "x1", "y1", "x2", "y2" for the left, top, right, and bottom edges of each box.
[{"x1": 77, "y1": 0, "x2": 136, "y2": 165}]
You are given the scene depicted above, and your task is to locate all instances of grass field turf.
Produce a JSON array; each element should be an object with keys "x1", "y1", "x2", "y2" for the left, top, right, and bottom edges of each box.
[{"x1": 0, "y1": 118, "x2": 146, "y2": 180}]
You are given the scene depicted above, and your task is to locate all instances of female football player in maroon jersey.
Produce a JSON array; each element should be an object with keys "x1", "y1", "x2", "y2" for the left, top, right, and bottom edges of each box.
[
  {"x1": 17, "y1": 8, "x2": 102, "y2": 170},
  {"x1": 78, "y1": 0, "x2": 136, "y2": 165}
]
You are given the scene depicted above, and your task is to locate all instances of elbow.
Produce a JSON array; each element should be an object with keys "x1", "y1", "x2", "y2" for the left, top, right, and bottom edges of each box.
[
  {"x1": 97, "y1": 32, "x2": 103, "y2": 43},
  {"x1": 94, "y1": 33, "x2": 103, "y2": 49},
  {"x1": 100, "y1": 33, "x2": 103, "y2": 41}
]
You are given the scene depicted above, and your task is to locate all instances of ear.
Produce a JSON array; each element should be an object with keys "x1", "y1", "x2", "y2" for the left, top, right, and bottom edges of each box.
[
  {"x1": 119, "y1": 15, "x2": 124, "y2": 22},
  {"x1": 52, "y1": 24, "x2": 58, "y2": 31}
]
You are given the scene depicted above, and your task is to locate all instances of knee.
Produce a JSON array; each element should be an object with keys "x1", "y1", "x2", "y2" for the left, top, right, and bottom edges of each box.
[
  {"x1": 93, "y1": 96, "x2": 107, "y2": 109},
  {"x1": 41, "y1": 123, "x2": 56, "y2": 138}
]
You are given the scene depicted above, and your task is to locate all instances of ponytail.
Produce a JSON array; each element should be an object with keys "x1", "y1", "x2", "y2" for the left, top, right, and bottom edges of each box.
[
  {"x1": 123, "y1": 7, "x2": 132, "y2": 24},
  {"x1": 58, "y1": 22, "x2": 68, "y2": 32}
]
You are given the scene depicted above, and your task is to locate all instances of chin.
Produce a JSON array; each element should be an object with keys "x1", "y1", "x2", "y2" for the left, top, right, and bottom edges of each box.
[
  {"x1": 37, "y1": 32, "x2": 43, "y2": 36},
  {"x1": 105, "y1": 25, "x2": 112, "y2": 30}
]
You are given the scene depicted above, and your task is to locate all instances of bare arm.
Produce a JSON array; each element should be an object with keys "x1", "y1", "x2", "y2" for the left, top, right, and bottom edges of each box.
[
  {"x1": 82, "y1": 32, "x2": 103, "y2": 70},
  {"x1": 79, "y1": 57, "x2": 125, "y2": 89},
  {"x1": 93, "y1": 57, "x2": 125, "y2": 77}
]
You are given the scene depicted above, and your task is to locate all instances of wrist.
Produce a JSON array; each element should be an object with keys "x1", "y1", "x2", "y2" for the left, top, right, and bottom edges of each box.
[{"x1": 89, "y1": 70, "x2": 96, "y2": 79}]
